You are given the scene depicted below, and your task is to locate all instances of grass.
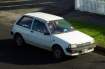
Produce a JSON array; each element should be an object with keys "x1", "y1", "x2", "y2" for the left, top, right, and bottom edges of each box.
[{"x1": 68, "y1": 18, "x2": 105, "y2": 47}]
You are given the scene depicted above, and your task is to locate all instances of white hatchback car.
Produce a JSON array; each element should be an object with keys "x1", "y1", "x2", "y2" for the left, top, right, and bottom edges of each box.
[{"x1": 11, "y1": 12, "x2": 96, "y2": 59}]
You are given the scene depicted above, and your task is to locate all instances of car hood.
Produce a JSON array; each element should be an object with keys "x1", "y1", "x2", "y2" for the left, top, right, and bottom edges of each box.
[{"x1": 53, "y1": 30, "x2": 94, "y2": 44}]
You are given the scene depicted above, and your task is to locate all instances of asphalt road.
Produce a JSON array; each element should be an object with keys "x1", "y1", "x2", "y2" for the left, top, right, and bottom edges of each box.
[{"x1": 0, "y1": 22, "x2": 105, "y2": 69}]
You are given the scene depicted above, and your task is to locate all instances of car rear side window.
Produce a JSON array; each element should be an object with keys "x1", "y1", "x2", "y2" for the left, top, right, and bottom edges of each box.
[
  {"x1": 16, "y1": 16, "x2": 33, "y2": 29},
  {"x1": 32, "y1": 20, "x2": 48, "y2": 33}
]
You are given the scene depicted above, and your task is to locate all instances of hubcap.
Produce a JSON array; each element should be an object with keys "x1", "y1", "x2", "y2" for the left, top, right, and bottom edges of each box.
[
  {"x1": 54, "y1": 49, "x2": 62, "y2": 59},
  {"x1": 16, "y1": 36, "x2": 23, "y2": 46}
]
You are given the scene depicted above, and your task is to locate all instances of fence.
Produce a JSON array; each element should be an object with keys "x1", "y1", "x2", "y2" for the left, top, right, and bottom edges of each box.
[
  {"x1": 0, "y1": 0, "x2": 56, "y2": 9},
  {"x1": 75, "y1": 0, "x2": 105, "y2": 15},
  {"x1": 0, "y1": 0, "x2": 74, "y2": 15}
]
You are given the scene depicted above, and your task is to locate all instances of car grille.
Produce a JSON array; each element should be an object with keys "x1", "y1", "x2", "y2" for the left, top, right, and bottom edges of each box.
[{"x1": 77, "y1": 42, "x2": 91, "y2": 47}]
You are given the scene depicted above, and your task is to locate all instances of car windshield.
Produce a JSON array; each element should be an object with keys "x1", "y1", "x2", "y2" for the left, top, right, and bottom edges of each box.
[{"x1": 48, "y1": 19, "x2": 74, "y2": 34}]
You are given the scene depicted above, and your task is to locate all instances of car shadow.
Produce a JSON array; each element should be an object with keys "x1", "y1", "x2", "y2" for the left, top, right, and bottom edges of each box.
[
  {"x1": 94, "y1": 46, "x2": 105, "y2": 56},
  {"x1": 0, "y1": 39, "x2": 75, "y2": 65}
]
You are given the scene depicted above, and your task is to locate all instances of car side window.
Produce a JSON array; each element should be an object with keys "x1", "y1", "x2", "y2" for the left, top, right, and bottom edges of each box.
[
  {"x1": 32, "y1": 19, "x2": 48, "y2": 33},
  {"x1": 16, "y1": 16, "x2": 33, "y2": 29}
]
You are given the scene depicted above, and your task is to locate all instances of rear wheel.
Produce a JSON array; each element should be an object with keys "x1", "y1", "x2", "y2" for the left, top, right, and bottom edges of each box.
[
  {"x1": 52, "y1": 46, "x2": 65, "y2": 59},
  {"x1": 14, "y1": 34, "x2": 25, "y2": 46}
]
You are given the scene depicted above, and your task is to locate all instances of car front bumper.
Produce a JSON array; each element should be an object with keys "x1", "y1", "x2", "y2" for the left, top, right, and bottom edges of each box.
[{"x1": 65, "y1": 44, "x2": 96, "y2": 56}]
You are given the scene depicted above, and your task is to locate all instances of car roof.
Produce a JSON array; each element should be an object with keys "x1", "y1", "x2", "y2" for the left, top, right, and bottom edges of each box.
[{"x1": 24, "y1": 12, "x2": 63, "y2": 22}]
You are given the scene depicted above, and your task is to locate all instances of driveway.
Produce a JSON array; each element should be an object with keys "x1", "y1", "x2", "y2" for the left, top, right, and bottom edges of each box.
[{"x1": 0, "y1": 17, "x2": 105, "y2": 69}]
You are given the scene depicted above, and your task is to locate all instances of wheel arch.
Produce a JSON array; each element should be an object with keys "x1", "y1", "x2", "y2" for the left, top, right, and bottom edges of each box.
[
  {"x1": 13, "y1": 32, "x2": 23, "y2": 39},
  {"x1": 52, "y1": 44, "x2": 64, "y2": 51}
]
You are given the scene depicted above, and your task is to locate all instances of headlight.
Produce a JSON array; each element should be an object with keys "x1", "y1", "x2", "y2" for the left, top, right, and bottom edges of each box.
[
  {"x1": 91, "y1": 39, "x2": 95, "y2": 44},
  {"x1": 68, "y1": 44, "x2": 77, "y2": 49}
]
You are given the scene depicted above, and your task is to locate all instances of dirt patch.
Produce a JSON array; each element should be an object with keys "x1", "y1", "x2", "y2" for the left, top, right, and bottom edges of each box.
[{"x1": 0, "y1": 11, "x2": 21, "y2": 26}]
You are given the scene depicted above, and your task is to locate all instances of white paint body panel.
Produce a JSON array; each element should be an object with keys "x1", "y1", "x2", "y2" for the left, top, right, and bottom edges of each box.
[
  {"x1": 53, "y1": 30, "x2": 94, "y2": 45},
  {"x1": 25, "y1": 12, "x2": 63, "y2": 22}
]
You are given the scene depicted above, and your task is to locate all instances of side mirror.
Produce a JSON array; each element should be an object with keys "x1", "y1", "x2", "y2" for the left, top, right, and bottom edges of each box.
[{"x1": 44, "y1": 32, "x2": 50, "y2": 35}]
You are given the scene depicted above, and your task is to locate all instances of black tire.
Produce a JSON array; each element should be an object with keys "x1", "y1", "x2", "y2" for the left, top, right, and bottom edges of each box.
[
  {"x1": 14, "y1": 34, "x2": 25, "y2": 46},
  {"x1": 52, "y1": 46, "x2": 65, "y2": 59}
]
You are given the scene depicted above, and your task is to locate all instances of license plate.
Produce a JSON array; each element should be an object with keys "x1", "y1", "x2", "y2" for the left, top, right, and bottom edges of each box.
[
  {"x1": 79, "y1": 49, "x2": 88, "y2": 54},
  {"x1": 82, "y1": 49, "x2": 88, "y2": 53}
]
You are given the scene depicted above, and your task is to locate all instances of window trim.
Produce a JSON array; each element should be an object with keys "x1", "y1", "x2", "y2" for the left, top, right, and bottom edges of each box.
[
  {"x1": 32, "y1": 19, "x2": 50, "y2": 34},
  {"x1": 16, "y1": 15, "x2": 34, "y2": 29}
]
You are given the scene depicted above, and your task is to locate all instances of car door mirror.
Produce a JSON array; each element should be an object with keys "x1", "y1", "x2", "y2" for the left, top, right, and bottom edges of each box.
[{"x1": 44, "y1": 32, "x2": 50, "y2": 35}]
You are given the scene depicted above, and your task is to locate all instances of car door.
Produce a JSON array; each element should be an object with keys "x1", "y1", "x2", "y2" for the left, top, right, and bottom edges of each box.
[
  {"x1": 30, "y1": 19, "x2": 52, "y2": 50},
  {"x1": 15, "y1": 16, "x2": 34, "y2": 44}
]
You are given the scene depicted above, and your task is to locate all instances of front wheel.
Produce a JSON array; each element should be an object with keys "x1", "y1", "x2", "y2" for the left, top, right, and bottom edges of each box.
[{"x1": 52, "y1": 46, "x2": 65, "y2": 59}]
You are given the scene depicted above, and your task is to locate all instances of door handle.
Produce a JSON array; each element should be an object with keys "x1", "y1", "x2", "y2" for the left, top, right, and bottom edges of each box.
[{"x1": 30, "y1": 30, "x2": 34, "y2": 33}]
